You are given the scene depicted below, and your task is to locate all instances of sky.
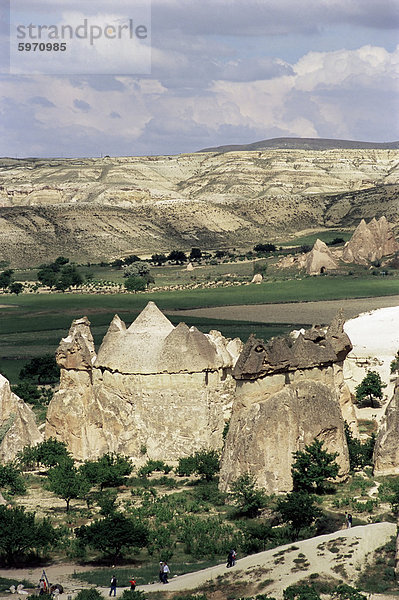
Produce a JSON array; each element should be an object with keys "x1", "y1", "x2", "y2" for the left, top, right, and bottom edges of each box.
[{"x1": 1, "y1": 0, "x2": 399, "y2": 157}]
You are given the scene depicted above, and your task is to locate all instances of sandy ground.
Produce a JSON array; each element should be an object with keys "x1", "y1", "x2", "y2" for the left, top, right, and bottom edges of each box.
[
  {"x1": 166, "y1": 295, "x2": 399, "y2": 325},
  {"x1": 0, "y1": 523, "x2": 395, "y2": 599}
]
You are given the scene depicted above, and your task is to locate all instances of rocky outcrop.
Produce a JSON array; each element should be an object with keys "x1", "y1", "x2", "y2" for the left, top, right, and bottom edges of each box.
[
  {"x1": 305, "y1": 239, "x2": 339, "y2": 275},
  {"x1": 220, "y1": 314, "x2": 353, "y2": 493},
  {"x1": 0, "y1": 375, "x2": 42, "y2": 462},
  {"x1": 373, "y1": 380, "x2": 399, "y2": 476},
  {"x1": 46, "y1": 302, "x2": 242, "y2": 462},
  {"x1": 342, "y1": 216, "x2": 399, "y2": 265}
]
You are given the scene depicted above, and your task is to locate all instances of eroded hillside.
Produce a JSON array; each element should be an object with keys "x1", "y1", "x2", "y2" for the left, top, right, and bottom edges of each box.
[{"x1": 0, "y1": 149, "x2": 398, "y2": 266}]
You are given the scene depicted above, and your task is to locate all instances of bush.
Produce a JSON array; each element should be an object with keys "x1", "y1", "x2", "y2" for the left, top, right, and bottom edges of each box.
[
  {"x1": 19, "y1": 355, "x2": 59, "y2": 385},
  {"x1": 75, "y1": 590, "x2": 104, "y2": 600},
  {"x1": 344, "y1": 422, "x2": 375, "y2": 471},
  {"x1": 230, "y1": 473, "x2": 268, "y2": 517}
]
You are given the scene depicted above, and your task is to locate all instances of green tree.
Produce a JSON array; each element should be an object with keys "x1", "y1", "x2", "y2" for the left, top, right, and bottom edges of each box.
[
  {"x1": 80, "y1": 453, "x2": 133, "y2": 491},
  {"x1": 253, "y1": 243, "x2": 276, "y2": 253},
  {"x1": 29, "y1": 437, "x2": 71, "y2": 467},
  {"x1": 230, "y1": 473, "x2": 268, "y2": 517},
  {"x1": 124, "y1": 275, "x2": 147, "y2": 292},
  {"x1": 344, "y1": 422, "x2": 375, "y2": 471},
  {"x1": 47, "y1": 461, "x2": 90, "y2": 512},
  {"x1": 75, "y1": 512, "x2": 149, "y2": 561},
  {"x1": 355, "y1": 371, "x2": 386, "y2": 408},
  {"x1": 0, "y1": 463, "x2": 26, "y2": 495},
  {"x1": 189, "y1": 248, "x2": 202, "y2": 262},
  {"x1": 9, "y1": 282, "x2": 23, "y2": 295},
  {"x1": 19, "y1": 354, "x2": 59, "y2": 385},
  {"x1": 291, "y1": 439, "x2": 339, "y2": 494},
  {"x1": 0, "y1": 269, "x2": 14, "y2": 289},
  {"x1": 123, "y1": 254, "x2": 141, "y2": 265},
  {"x1": 0, "y1": 505, "x2": 58, "y2": 564},
  {"x1": 276, "y1": 491, "x2": 321, "y2": 540},
  {"x1": 283, "y1": 584, "x2": 321, "y2": 600},
  {"x1": 192, "y1": 449, "x2": 220, "y2": 482},
  {"x1": 151, "y1": 253, "x2": 167, "y2": 266},
  {"x1": 167, "y1": 250, "x2": 187, "y2": 264},
  {"x1": 55, "y1": 264, "x2": 83, "y2": 291}
]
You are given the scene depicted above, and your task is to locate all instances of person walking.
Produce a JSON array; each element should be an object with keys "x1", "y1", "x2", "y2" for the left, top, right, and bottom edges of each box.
[
  {"x1": 159, "y1": 562, "x2": 164, "y2": 582},
  {"x1": 109, "y1": 575, "x2": 117, "y2": 597},
  {"x1": 347, "y1": 513, "x2": 352, "y2": 528},
  {"x1": 162, "y1": 562, "x2": 170, "y2": 584},
  {"x1": 128, "y1": 577, "x2": 136, "y2": 591},
  {"x1": 227, "y1": 549, "x2": 234, "y2": 568}
]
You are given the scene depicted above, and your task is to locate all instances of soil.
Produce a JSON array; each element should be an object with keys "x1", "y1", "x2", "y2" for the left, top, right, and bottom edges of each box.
[{"x1": 167, "y1": 295, "x2": 399, "y2": 325}]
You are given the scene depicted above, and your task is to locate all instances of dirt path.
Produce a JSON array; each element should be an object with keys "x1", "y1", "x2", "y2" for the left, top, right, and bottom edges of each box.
[
  {"x1": 0, "y1": 523, "x2": 395, "y2": 599},
  {"x1": 167, "y1": 295, "x2": 399, "y2": 325}
]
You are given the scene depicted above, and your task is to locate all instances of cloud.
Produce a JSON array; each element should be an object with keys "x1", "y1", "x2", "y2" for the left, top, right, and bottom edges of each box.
[
  {"x1": 30, "y1": 96, "x2": 56, "y2": 107},
  {"x1": 109, "y1": 111, "x2": 121, "y2": 118},
  {"x1": 73, "y1": 99, "x2": 91, "y2": 112}
]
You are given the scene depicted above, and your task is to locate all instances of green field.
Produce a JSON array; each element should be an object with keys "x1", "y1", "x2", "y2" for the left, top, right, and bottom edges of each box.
[{"x1": 279, "y1": 229, "x2": 353, "y2": 247}]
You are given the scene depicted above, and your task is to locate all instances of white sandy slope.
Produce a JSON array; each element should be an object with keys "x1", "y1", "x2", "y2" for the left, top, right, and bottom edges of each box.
[{"x1": 344, "y1": 306, "x2": 399, "y2": 419}]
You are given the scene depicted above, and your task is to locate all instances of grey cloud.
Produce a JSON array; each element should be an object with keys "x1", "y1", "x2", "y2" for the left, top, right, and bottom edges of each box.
[
  {"x1": 69, "y1": 76, "x2": 127, "y2": 92},
  {"x1": 30, "y1": 96, "x2": 55, "y2": 107},
  {"x1": 73, "y1": 99, "x2": 91, "y2": 112},
  {"x1": 109, "y1": 111, "x2": 121, "y2": 118}
]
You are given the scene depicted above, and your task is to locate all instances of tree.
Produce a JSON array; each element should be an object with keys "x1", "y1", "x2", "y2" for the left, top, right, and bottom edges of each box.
[
  {"x1": 192, "y1": 449, "x2": 220, "y2": 481},
  {"x1": 0, "y1": 463, "x2": 26, "y2": 495},
  {"x1": 344, "y1": 422, "x2": 375, "y2": 472},
  {"x1": 230, "y1": 473, "x2": 268, "y2": 517},
  {"x1": 19, "y1": 354, "x2": 59, "y2": 385},
  {"x1": 124, "y1": 275, "x2": 147, "y2": 292},
  {"x1": 355, "y1": 371, "x2": 386, "y2": 408},
  {"x1": 55, "y1": 264, "x2": 83, "y2": 290},
  {"x1": 253, "y1": 243, "x2": 276, "y2": 253},
  {"x1": 0, "y1": 505, "x2": 58, "y2": 564},
  {"x1": 151, "y1": 253, "x2": 168, "y2": 266},
  {"x1": 189, "y1": 248, "x2": 202, "y2": 262},
  {"x1": 28, "y1": 437, "x2": 71, "y2": 468},
  {"x1": 47, "y1": 461, "x2": 90, "y2": 512},
  {"x1": 167, "y1": 250, "x2": 187, "y2": 264},
  {"x1": 276, "y1": 491, "x2": 321, "y2": 540},
  {"x1": 291, "y1": 439, "x2": 339, "y2": 494},
  {"x1": 123, "y1": 262, "x2": 154, "y2": 287},
  {"x1": 9, "y1": 282, "x2": 23, "y2": 295},
  {"x1": 80, "y1": 453, "x2": 133, "y2": 491},
  {"x1": 123, "y1": 254, "x2": 141, "y2": 265},
  {"x1": 0, "y1": 269, "x2": 14, "y2": 289},
  {"x1": 75, "y1": 512, "x2": 149, "y2": 560}
]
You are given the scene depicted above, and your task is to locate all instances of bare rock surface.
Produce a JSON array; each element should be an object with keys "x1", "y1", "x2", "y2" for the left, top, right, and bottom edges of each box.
[
  {"x1": 373, "y1": 380, "x2": 399, "y2": 476},
  {"x1": 46, "y1": 303, "x2": 242, "y2": 462},
  {"x1": 304, "y1": 239, "x2": 340, "y2": 275},
  {"x1": 0, "y1": 374, "x2": 42, "y2": 462},
  {"x1": 342, "y1": 216, "x2": 399, "y2": 264},
  {"x1": 220, "y1": 316, "x2": 353, "y2": 493},
  {"x1": 0, "y1": 150, "x2": 398, "y2": 266}
]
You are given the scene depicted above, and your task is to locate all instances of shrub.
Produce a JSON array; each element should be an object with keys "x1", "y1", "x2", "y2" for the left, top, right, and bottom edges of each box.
[
  {"x1": 230, "y1": 473, "x2": 268, "y2": 517},
  {"x1": 291, "y1": 439, "x2": 339, "y2": 493},
  {"x1": 75, "y1": 590, "x2": 104, "y2": 600}
]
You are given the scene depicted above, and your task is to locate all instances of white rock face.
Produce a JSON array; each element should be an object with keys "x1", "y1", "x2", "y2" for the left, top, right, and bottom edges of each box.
[
  {"x1": 46, "y1": 303, "x2": 242, "y2": 462},
  {"x1": 0, "y1": 374, "x2": 42, "y2": 462},
  {"x1": 344, "y1": 306, "x2": 399, "y2": 401}
]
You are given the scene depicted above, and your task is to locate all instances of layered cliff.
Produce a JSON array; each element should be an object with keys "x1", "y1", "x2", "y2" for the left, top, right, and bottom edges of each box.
[{"x1": 0, "y1": 149, "x2": 398, "y2": 266}]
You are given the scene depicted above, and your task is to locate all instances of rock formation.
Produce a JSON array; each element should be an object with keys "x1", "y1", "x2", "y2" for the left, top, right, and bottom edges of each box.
[
  {"x1": 219, "y1": 314, "x2": 353, "y2": 494},
  {"x1": 342, "y1": 216, "x2": 399, "y2": 265},
  {"x1": 46, "y1": 302, "x2": 242, "y2": 462},
  {"x1": 373, "y1": 379, "x2": 399, "y2": 476},
  {"x1": 305, "y1": 239, "x2": 339, "y2": 275},
  {"x1": 251, "y1": 273, "x2": 263, "y2": 284},
  {"x1": 0, "y1": 374, "x2": 42, "y2": 462}
]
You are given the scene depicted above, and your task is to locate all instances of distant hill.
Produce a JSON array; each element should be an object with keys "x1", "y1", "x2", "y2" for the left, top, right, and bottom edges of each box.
[{"x1": 199, "y1": 137, "x2": 399, "y2": 153}]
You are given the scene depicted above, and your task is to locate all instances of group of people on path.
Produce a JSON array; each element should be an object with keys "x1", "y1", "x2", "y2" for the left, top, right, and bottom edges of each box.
[
  {"x1": 159, "y1": 561, "x2": 170, "y2": 584},
  {"x1": 226, "y1": 549, "x2": 237, "y2": 568},
  {"x1": 108, "y1": 575, "x2": 136, "y2": 596}
]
